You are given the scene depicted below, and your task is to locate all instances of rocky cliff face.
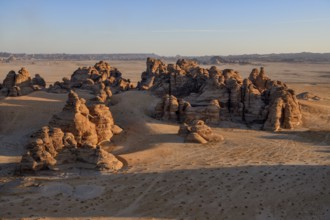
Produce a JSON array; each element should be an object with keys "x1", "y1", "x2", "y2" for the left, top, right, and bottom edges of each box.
[
  {"x1": 18, "y1": 90, "x2": 123, "y2": 173},
  {"x1": 140, "y1": 58, "x2": 302, "y2": 131}
]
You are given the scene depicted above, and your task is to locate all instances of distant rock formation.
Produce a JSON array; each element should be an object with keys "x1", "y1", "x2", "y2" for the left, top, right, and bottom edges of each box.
[
  {"x1": 18, "y1": 90, "x2": 123, "y2": 173},
  {"x1": 178, "y1": 120, "x2": 224, "y2": 144},
  {"x1": 47, "y1": 77, "x2": 71, "y2": 93},
  {"x1": 210, "y1": 56, "x2": 227, "y2": 65},
  {"x1": 48, "y1": 60, "x2": 133, "y2": 94},
  {"x1": 1, "y1": 68, "x2": 46, "y2": 96},
  {"x1": 32, "y1": 74, "x2": 46, "y2": 89},
  {"x1": 139, "y1": 58, "x2": 302, "y2": 131},
  {"x1": 137, "y1": 57, "x2": 167, "y2": 90},
  {"x1": 5, "y1": 55, "x2": 16, "y2": 63}
]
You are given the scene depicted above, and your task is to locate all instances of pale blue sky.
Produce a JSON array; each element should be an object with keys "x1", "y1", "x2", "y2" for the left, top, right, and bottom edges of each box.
[{"x1": 0, "y1": 0, "x2": 329, "y2": 55}]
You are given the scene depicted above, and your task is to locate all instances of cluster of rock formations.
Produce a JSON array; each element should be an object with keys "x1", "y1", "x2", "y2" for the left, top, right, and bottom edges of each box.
[
  {"x1": 2, "y1": 58, "x2": 305, "y2": 173},
  {"x1": 0, "y1": 60, "x2": 132, "y2": 98},
  {"x1": 0, "y1": 68, "x2": 46, "y2": 96},
  {"x1": 139, "y1": 58, "x2": 302, "y2": 131},
  {"x1": 48, "y1": 61, "x2": 133, "y2": 94},
  {"x1": 178, "y1": 120, "x2": 224, "y2": 144},
  {"x1": 18, "y1": 90, "x2": 123, "y2": 173}
]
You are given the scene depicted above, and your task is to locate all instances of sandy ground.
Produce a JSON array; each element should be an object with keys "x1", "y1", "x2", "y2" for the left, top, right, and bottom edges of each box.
[{"x1": 0, "y1": 60, "x2": 329, "y2": 219}]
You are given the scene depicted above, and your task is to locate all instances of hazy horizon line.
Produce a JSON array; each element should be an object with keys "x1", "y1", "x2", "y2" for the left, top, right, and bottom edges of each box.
[{"x1": 1, "y1": 51, "x2": 330, "y2": 57}]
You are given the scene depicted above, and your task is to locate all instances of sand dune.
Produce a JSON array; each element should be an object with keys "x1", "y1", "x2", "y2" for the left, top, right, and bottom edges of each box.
[{"x1": 0, "y1": 61, "x2": 329, "y2": 219}]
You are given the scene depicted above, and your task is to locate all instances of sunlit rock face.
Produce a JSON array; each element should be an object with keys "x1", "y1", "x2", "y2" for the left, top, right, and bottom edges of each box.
[
  {"x1": 18, "y1": 90, "x2": 123, "y2": 173},
  {"x1": 139, "y1": 58, "x2": 302, "y2": 131},
  {"x1": 48, "y1": 60, "x2": 133, "y2": 94}
]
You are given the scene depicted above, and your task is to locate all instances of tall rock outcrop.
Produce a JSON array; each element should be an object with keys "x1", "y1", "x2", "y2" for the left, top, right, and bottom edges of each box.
[
  {"x1": 49, "y1": 91, "x2": 99, "y2": 146},
  {"x1": 137, "y1": 57, "x2": 167, "y2": 90},
  {"x1": 19, "y1": 90, "x2": 123, "y2": 173},
  {"x1": 32, "y1": 74, "x2": 46, "y2": 89}
]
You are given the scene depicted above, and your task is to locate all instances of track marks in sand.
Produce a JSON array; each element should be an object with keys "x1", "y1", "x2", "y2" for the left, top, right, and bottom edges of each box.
[{"x1": 2, "y1": 165, "x2": 326, "y2": 219}]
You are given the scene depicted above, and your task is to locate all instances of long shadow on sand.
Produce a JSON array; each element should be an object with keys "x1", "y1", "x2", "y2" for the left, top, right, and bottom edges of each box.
[
  {"x1": 0, "y1": 98, "x2": 65, "y2": 156},
  {"x1": 260, "y1": 130, "x2": 330, "y2": 147},
  {"x1": 0, "y1": 165, "x2": 329, "y2": 219},
  {"x1": 112, "y1": 131, "x2": 184, "y2": 155}
]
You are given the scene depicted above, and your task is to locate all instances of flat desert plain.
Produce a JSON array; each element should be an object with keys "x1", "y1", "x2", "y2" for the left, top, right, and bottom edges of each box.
[{"x1": 0, "y1": 60, "x2": 329, "y2": 220}]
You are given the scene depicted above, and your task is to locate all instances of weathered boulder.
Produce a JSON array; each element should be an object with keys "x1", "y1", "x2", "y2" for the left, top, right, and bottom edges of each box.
[
  {"x1": 70, "y1": 67, "x2": 98, "y2": 87},
  {"x1": 32, "y1": 74, "x2": 46, "y2": 88},
  {"x1": 15, "y1": 67, "x2": 32, "y2": 88},
  {"x1": 178, "y1": 120, "x2": 224, "y2": 144},
  {"x1": 47, "y1": 77, "x2": 71, "y2": 93},
  {"x1": 2, "y1": 70, "x2": 16, "y2": 90},
  {"x1": 75, "y1": 145, "x2": 123, "y2": 170},
  {"x1": 1, "y1": 68, "x2": 36, "y2": 96}
]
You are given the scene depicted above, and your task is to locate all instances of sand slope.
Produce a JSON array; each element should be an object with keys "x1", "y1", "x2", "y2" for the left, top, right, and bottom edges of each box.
[{"x1": 0, "y1": 92, "x2": 67, "y2": 174}]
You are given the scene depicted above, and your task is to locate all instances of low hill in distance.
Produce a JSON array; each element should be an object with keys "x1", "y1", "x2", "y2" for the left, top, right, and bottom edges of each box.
[{"x1": 1, "y1": 52, "x2": 330, "y2": 64}]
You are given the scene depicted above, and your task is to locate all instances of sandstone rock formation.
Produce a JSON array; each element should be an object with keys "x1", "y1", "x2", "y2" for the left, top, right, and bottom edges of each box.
[
  {"x1": 155, "y1": 95, "x2": 221, "y2": 124},
  {"x1": 18, "y1": 90, "x2": 123, "y2": 173},
  {"x1": 138, "y1": 58, "x2": 208, "y2": 97},
  {"x1": 137, "y1": 57, "x2": 167, "y2": 90},
  {"x1": 32, "y1": 74, "x2": 46, "y2": 89},
  {"x1": 47, "y1": 61, "x2": 133, "y2": 94},
  {"x1": 141, "y1": 58, "x2": 302, "y2": 131},
  {"x1": 262, "y1": 83, "x2": 302, "y2": 131},
  {"x1": 1, "y1": 68, "x2": 47, "y2": 96},
  {"x1": 178, "y1": 120, "x2": 224, "y2": 144}
]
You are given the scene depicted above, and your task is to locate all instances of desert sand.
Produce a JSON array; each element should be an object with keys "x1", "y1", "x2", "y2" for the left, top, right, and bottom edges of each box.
[{"x1": 0, "y1": 60, "x2": 329, "y2": 219}]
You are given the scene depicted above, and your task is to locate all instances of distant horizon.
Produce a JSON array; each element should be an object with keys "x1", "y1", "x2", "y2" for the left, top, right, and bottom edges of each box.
[{"x1": 1, "y1": 51, "x2": 330, "y2": 57}]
